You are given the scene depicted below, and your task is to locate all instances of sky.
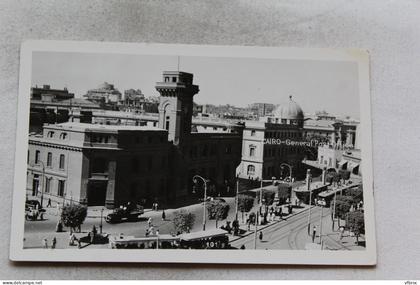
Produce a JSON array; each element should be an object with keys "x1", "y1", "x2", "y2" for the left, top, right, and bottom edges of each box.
[{"x1": 32, "y1": 51, "x2": 360, "y2": 118}]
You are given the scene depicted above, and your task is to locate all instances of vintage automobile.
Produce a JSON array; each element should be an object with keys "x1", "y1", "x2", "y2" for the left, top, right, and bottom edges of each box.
[
  {"x1": 25, "y1": 200, "x2": 46, "y2": 221},
  {"x1": 105, "y1": 203, "x2": 144, "y2": 224}
]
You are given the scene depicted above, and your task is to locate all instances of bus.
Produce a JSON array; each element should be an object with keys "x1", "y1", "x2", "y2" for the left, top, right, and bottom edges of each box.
[{"x1": 109, "y1": 229, "x2": 230, "y2": 250}]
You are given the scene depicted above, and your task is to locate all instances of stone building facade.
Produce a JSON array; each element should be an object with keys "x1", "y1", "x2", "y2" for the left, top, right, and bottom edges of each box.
[{"x1": 27, "y1": 70, "x2": 243, "y2": 208}]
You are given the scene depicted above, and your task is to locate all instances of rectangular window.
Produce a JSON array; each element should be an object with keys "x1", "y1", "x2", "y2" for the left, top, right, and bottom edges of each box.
[
  {"x1": 57, "y1": 180, "x2": 65, "y2": 197},
  {"x1": 35, "y1": 150, "x2": 40, "y2": 164},
  {"x1": 59, "y1": 154, "x2": 65, "y2": 169},
  {"x1": 249, "y1": 146, "x2": 256, "y2": 157},
  {"x1": 47, "y1": 152, "x2": 52, "y2": 167},
  {"x1": 45, "y1": 177, "x2": 51, "y2": 193}
]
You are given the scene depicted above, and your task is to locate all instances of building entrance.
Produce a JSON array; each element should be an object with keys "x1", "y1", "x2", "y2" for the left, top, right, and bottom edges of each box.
[{"x1": 87, "y1": 181, "x2": 108, "y2": 206}]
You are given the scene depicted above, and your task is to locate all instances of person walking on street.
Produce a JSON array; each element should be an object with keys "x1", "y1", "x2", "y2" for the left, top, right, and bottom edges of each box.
[
  {"x1": 339, "y1": 226, "x2": 345, "y2": 240},
  {"x1": 148, "y1": 217, "x2": 153, "y2": 227},
  {"x1": 162, "y1": 210, "x2": 166, "y2": 221},
  {"x1": 312, "y1": 225, "x2": 317, "y2": 243},
  {"x1": 259, "y1": 231, "x2": 263, "y2": 241},
  {"x1": 42, "y1": 238, "x2": 48, "y2": 249},
  {"x1": 46, "y1": 198, "x2": 52, "y2": 208},
  {"x1": 51, "y1": 237, "x2": 57, "y2": 249}
]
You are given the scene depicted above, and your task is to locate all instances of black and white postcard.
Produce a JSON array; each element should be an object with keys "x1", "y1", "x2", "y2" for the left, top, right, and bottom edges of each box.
[{"x1": 10, "y1": 40, "x2": 376, "y2": 264}]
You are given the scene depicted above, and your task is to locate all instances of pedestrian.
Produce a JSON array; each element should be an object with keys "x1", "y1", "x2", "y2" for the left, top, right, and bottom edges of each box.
[
  {"x1": 92, "y1": 225, "x2": 97, "y2": 236},
  {"x1": 69, "y1": 233, "x2": 77, "y2": 246},
  {"x1": 312, "y1": 225, "x2": 317, "y2": 243},
  {"x1": 46, "y1": 198, "x2": 52, "y2": 208},
  {"x1": 259, "y1": 231, "x2": 263, "y2": 241},
  {"x1": 42, "y1": 238, "x2": 48, "y2": 249},
  {"x1": 155, "y1": 202, "x2": 159, "y2": 211},
  {"x1": 339, "y1": 226, "x2": 345, "y2": 240},
  {"x1": 51, "y1": 237, "x2": 57, "y2": 249},
  {"x1": 162, "y1": 210, "x2": 166, "y2": 221},
  {"x1": 148, "y1": 217, "x2": 153, "y2": 227}
]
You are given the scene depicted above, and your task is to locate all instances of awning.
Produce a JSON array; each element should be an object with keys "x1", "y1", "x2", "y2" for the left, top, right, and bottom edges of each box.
[
  {"x1": 347, "y1": 161, "x2": 360, "y2": 173},
  {"x1": 338, "y1": 160, "x2": 348, "y2": 169}
]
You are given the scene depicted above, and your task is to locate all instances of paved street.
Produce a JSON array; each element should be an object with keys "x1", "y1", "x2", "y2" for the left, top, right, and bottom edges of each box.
[
  {"x1": 24, "y1": 197, "x2": 238, "y2": 249},
  {"x1": 24, "y1": 175, "x2": 365, "y2": 251},
  {"x1": 231, "y1": 205, "x2": 365, "y2": 251}
]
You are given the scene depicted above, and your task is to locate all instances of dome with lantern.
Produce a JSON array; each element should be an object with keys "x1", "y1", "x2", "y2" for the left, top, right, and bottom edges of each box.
[{"x1": 272, "y1": 95, "x2": 304, "y2": 126}]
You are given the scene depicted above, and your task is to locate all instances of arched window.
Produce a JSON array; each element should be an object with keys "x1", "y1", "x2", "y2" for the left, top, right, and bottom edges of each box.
[
  {"x1": 59, "y1": 154, "x2": 65, "y2": 169},
  {"x1": 249, "y1": 145, "x2": 256, "y2": 157},
  {"x1": 247, "y1": 165, "x2": 255, "y2": 176}
]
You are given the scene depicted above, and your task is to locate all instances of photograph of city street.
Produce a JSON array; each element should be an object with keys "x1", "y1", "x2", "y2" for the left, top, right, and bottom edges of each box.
[{"x1": 18, "y1": 44, "x2": 370, "y2": 257}]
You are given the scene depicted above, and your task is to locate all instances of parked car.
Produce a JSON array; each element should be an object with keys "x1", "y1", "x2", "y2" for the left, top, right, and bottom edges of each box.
[
  {"x1": 105, "y1": 203, "x2": 144, "y2": 224},
  {"x1": 25, "y1": 200, "x2": 45, "y2": 212}
]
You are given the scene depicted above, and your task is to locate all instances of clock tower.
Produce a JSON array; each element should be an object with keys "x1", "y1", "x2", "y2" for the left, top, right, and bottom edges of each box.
[{"x1": 155, "y1": 71, "x2": 199, "y2": 145}]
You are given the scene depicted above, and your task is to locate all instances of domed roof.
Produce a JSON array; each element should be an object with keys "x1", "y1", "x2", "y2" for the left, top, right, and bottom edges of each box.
[
  {"x1": 273, "y1": 95, "x2": 304, "y2": 120},
  {"x1": 97, "y1": 82, "x2": 114, "y2": 90}
]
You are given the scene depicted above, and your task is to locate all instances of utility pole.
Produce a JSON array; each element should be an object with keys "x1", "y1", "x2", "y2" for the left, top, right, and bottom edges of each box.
[
  {"x1": 332, "y1": 191, "x2": 337, "y2": 231},
  {"x1": 193, "y1": 175, "x2": 208, "y2": 231},
  {"x1": 306, "y1": 169, "x2": 312, "y2": 235},
  {"x1": 254, "y1": 210, "x2": 258, "y2": 249},
  {"x1": 319, "y1": 205, "x2": 324, "y2": 245},
  {"x1": 259, "y1": 179, "x2": 263, "y2": 215},
  {"x1": 235, "y1": 174, "x2": 239, "y2": 221}
]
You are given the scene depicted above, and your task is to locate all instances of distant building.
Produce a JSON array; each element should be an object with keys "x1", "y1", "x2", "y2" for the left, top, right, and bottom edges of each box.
[
  {"x1": 30, "y1": 85, "x2": 100, "y2": 133},
  {"x1": 84, "y1": 82, "x2": 122, "y2": 109},
  {"x1": 249, "y1": 103, "x2": 276, "y2": 118},
  {"x1": 301, "y1": 110, "x2": 359, "y2": 148},
  {"x1": 303, "y1": 145, "x2": 361, "y2": 176},
  {"x1": 31, "y1": 85, "x2": 74, "y2": 101}
]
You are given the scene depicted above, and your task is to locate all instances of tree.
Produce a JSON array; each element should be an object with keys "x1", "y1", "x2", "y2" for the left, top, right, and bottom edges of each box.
[
  {"x1": 334, "y1": 195, "x2": 352, "y2": 227},
  {"x1": 238, "y1": 194, "x2": 254, "y2": 212},
  {"x1": 238, "y1": 194, "x2": 254, "y2": 222},
  {"x1": 172, "y1": 210, "x2": 195, "y2": 234},
  {"x1": 262, "y1": 190, "x2": 276, "y2": 206},
  {"x1": 345, "y1": 185, "x2": 364, "y2": 205},
  {"x1": 61, "y1": 204, "x2": 88, "y2": 233},
  {"x1": 206, "y1": 200, "x2": 230, "y2": 228},
  {"x1": 345, "y1": 210, "x2": 365, "y2": 244}
]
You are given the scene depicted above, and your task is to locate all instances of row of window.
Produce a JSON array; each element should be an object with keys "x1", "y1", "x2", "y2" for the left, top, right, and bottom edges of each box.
[
  {"x1": 246, "y1": 164, "x2": 283, "y2": 178},
  {"x1": 33, "y1": 174, "x2": 65, "y2": 197},
  {"x1": 31, "y1": 150, "x2": 66, "y2": 170},
  {"x1": 47, "y1": 131, "x2": 68, "y2": 140},
  {"x1": 265, "y1": 131, "x2": 300, "y2": 140}
]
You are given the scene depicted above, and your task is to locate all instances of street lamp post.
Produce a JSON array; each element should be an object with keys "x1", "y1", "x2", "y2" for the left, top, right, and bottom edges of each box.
[
  {"x1": 235, "y1": 174, "x2": 239, "y2": 221},
  {"x1": 319, "y1": 204, "x2": 324, "y2": 245},
  {"x1": 254, "y1": 210, "x2": 258, "y2": 249},
  {"x1": 306, "y1": 169, "x2": 313, "y2": 235},
  {"x1": 193, "y1": 175, "x2": 208, "y2": 231},
  {"x1": 100, "y1": 207, "x2": 104, "y2": 234},
  {"x1": 332, "y1": 191, "x2": 337, "y2": 231}
]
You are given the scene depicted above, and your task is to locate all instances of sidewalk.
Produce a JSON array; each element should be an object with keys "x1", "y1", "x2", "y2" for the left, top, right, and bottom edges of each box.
[{"x1": 301, "y1": 208, "x2": 366, "y2": 251}]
